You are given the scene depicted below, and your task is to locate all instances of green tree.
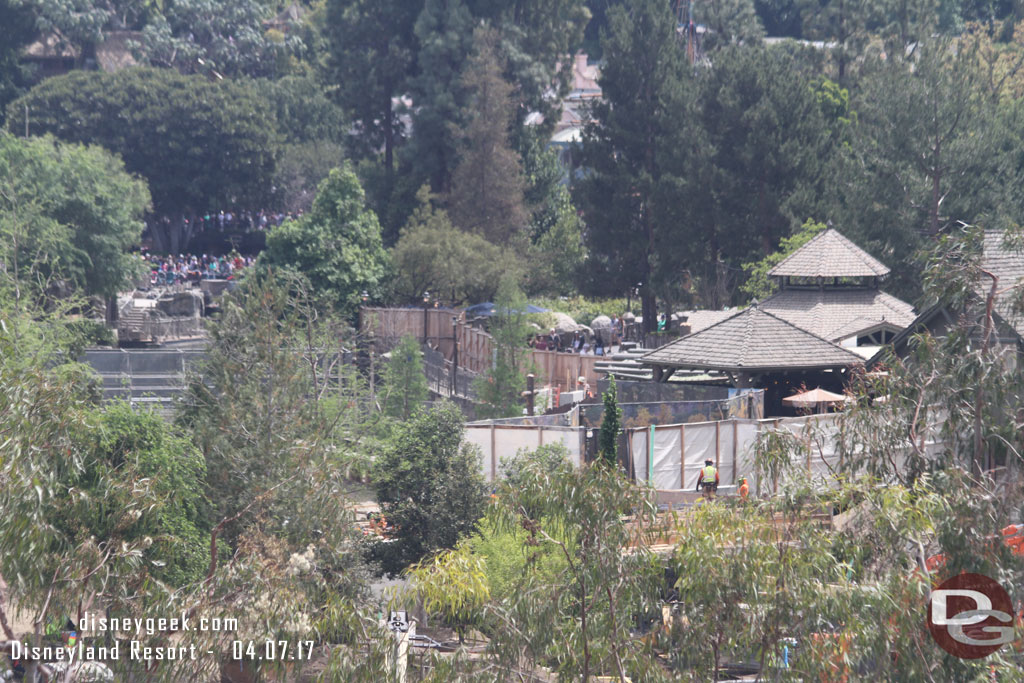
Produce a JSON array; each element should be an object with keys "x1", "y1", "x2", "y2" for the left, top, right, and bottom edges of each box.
[
  {"x1": 7, "y1": 68, "x2": 277, "y2": 254},
  {"x1": 407, "y1": 544, "x2": 489, "y2": 644},
  {"x1": 575, "y1": 0, "x2": 690, "y2": 331},
  {"x1": 389, "y1": 186, "x2": 512, "y2": 305},
  {"x1": 135, "y1": 0, "x2": 304, "y2": 78},
  {"x1": 741, "y1": 218, "x2": 827, "y2": 300},
  {"x1": 81, "y1": 402, "x2": 211, "y2": 586},
  {"x1": 0, "y1": 328, "x2": 196, "y2": 682},
  {"x1": 405, "y1": 0, "x2": 475, "y2": 195},
  {"x1": 372, "y1": 401, "x2": 487, "y2": 573},
  {"x1": 258, "y1": 166, "x2": 389, "y2": 317},
  {"x1": 178, "y1": 271, "x2": 376, "y2": 605},
  {"x1": 598, "y1": 375, "x2": 621, "y2": 467},
  {"x1": 322, "y1": 0, "x2": 420, "y2": 176},
  {"x1": 448, "y1": 26, "x2": 528, "y2": 244},
  {"x1": 683, "y1": 45, "x2": 833, "y2": 306},
  {"x1": 472, "y1": 276, "x2": 533, "y2": 419},
  {"x1": 485, "y1": 459, "x2": 667, "y2": 681},
  {"x1": 524, "y1": 186, "x2": 586, "y2": 297},
  {"x1": 696, "y1": 0, "x2": 766, "y2": 51},
  {"x1": 837, "y1": 42, "x2": 1005, "y2": 297},
  {"x1": 469, "y1": 0, "x2": 591, "y2": 137},
  {"x1": 0, "y1": 0, "x2": 34, "y2": 126},
  {"x1": 0, "y1": 132, "x2": 149, "y2": 302},
  {"x1": 381, "y1": 334, "x2": 429, "y2": 420}
]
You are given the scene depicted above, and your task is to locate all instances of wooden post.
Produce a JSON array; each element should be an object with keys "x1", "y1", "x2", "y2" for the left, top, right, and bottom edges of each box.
[
  {"x1": 679, "y1": 424, "x2": 686, "y2": 490},
  {"x1": 715, "y1": 421, "x2": 721, "y2": 469},
  {"x1": 526, "y1": 373, "x2": 535, "y2": 416},
  {"x1": 490, "y1": 425, "x2": 497, "y2": 483},
  {"x1": 732, "y1": 419, "x2": 738, "y2": 484}
]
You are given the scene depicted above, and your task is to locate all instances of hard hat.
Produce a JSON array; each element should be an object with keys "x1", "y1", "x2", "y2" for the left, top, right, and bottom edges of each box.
[{"x1": 704, "y1": 459, "x2": 713, "y2": 465}]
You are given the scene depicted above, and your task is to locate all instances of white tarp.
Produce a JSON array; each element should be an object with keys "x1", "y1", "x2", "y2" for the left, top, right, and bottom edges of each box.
[
  {"x1": 465, "y1": 425, "x2": 584, "y2": 482},
  {"x1": 629, "y1": 420, "x2": 758, "y2": 490}
]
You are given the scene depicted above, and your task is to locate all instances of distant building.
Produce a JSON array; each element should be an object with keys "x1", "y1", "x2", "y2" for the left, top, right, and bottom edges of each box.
[{"x1": 640, "y1": 229, "x2": 917, "y2": 414}]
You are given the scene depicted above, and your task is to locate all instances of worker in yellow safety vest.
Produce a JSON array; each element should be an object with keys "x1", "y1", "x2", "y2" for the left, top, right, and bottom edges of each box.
[{"x1": 695, "y1": 459, "x2": 719, "y2": 501}]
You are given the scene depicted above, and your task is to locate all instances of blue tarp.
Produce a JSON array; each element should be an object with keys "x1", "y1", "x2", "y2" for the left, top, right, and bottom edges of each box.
[{"x1": 464, "y1": 302, "x2": 549, "y2": 317}]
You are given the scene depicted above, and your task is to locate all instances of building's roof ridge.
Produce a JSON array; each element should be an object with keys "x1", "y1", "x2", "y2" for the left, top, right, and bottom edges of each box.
[{"x1": 769, "y1": 229, "x2": 891, "y2": 279}]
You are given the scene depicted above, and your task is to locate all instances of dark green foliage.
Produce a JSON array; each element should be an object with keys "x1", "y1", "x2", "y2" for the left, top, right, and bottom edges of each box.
[
  {"x1": 0, "y1": 132, "x2": 149, "y2": 300},
  {"x1": 500, "y1": 443, "x2": 571, "y2": 490},
  {"x1": 322, "y1": 0, "x2": 420, "y2": 172},
  {"x1": 258, "y1": 166, "x2": 389, "y2": 317},
  {"x1": 81, "y1": 402, "x2": 210, "y2": 586},
  {"x1": 404, "y1": 0, "x2": 475, "y2": 195},
  {"x1": 598, "y1": 375, "x2": 621, "y2": 467},
  {"x1": 178, "y1": 271, "x2": 376, "y2": 601},
  {"x1": 382, "y1": 334, "x2": 430, "y2": 420},
  {"x1": 0, "y1": 0, "x2": 34, "y2": 126},
  {"x1": 575, "y1": 0, "x2": 689, "y2": 327},
  {"x1": 448, "y1": 27, "x2": 528, "y2": 244},
  {"x1": 7, "y1": 68, "x2": 277, "y2": 253},
  {"x1": 837, "y1": 43, "x2": 1006, "y2": 298},
  {"x1": 389, "y1": 186, "x2": 512, "y2": 305},
  {"x1": 372, "y1": 402, "x2": 487, "y2": 573},
  {"x1": 135, "y1": 0, "x2": 304, "y2": 78}
]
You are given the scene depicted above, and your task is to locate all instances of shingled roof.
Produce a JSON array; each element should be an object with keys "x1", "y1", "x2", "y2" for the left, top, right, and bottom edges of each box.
[
  {"x1": 983, "y1": 230, "x2": 1024, "y2": 337},
  {"x1": 760, "y1": 288, "x2": 915, "y2": 341},
  {"x1": 769, "y1": 229, "x2": 890, "y2": 279},
  {"x1": 641, "y1": 306, "x2": 864, "y2": 372}
]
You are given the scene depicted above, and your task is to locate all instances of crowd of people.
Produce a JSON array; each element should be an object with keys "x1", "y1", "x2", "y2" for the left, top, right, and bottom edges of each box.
[
  {"x1": 530, "y1": 315, "x2": 626, "y2": 356},
  {"x1": 141, "y1": 251, "x2": 254, "y2": 287},
  {"x1": 175, "y1": 208, "x2": 304, "y2": 234}
]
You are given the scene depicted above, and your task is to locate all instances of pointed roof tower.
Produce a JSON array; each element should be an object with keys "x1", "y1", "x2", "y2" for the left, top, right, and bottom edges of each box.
[{"x1": 768, "y1": 229, "x2": 890, "y2": 279}]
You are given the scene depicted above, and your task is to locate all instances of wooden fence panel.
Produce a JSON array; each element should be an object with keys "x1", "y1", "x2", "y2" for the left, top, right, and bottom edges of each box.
[{"x1": 360, "y1": 307, "x2": 602, "y2": 392}]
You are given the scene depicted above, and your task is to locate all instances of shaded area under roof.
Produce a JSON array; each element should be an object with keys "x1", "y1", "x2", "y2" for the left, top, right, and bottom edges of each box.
[
  {"x1": 641, "y1": 306, "x2": 864, "y2": 373},
  {"x1": 769, "y1": 229, "x2": 891, "y2": 279},
  {"x1": 760, "y1": 288, "x2": 915, "y2": 341}
]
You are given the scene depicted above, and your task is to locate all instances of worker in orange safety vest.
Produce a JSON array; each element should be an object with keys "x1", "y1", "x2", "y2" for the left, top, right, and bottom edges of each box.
[
  {"x1": 695, "y1": 459, "x2": 719, "y2": 501},
  {"x1": 738, "y1": 477, "x2": 750, "y2": 501}
]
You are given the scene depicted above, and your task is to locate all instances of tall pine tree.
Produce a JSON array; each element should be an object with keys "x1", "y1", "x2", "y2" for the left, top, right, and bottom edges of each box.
[
  {"x1": 574, "y1": 0, "x2": 690, "y2": 332},
  {"x1": 449, "y1": 27, "x2": 528, "y2": 244}
]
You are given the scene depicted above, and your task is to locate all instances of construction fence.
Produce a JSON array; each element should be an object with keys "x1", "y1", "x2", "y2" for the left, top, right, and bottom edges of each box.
[
  {"x1": 464, "y1": 424, "x2": 587, "y2": 483},
  {"x1": 627, "y1": 412, "x2": 946, "y2": 495}
]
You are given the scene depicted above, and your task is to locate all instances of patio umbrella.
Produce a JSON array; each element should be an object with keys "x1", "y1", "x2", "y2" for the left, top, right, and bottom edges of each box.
[{"x1": 782, "y1": 387, "x2": 850, "y2": 413}]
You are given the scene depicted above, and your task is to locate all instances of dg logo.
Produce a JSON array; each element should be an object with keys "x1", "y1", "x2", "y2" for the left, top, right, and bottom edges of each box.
[{"x1": 927, "y1": 572, "x2": 1015, "y2": 659}]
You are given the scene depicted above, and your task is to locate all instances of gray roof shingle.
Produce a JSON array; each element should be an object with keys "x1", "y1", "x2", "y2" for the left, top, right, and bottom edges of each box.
[
  {"x1": 983, "y1": 230, "x2": 1024, "y2": 337},
  {"x1": 641, "y1": 306, "x2": 865, "y2": 372},
  {"x1": 760, "y1": 288, "x2": 916, "y2": 341},
  {"x1": 769, "y1": 229, "x2": 891, "y2": 278}
]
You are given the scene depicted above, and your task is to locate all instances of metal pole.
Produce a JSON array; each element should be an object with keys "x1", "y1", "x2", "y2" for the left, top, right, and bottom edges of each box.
[{"x1": 24, "y1": 104, "x2": 29, "y2": 138}]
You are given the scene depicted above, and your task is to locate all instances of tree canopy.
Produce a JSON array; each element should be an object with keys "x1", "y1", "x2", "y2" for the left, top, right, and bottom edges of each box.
[
  {"x1": 258, "y1": 166, "x2": 389, "y2": 317},
  {"x1": 0, "y1": 132, "x2": 149, "y2": 301},
  {"x1": 6, "y1": 68, "x2": 277, "y2": 253}
]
